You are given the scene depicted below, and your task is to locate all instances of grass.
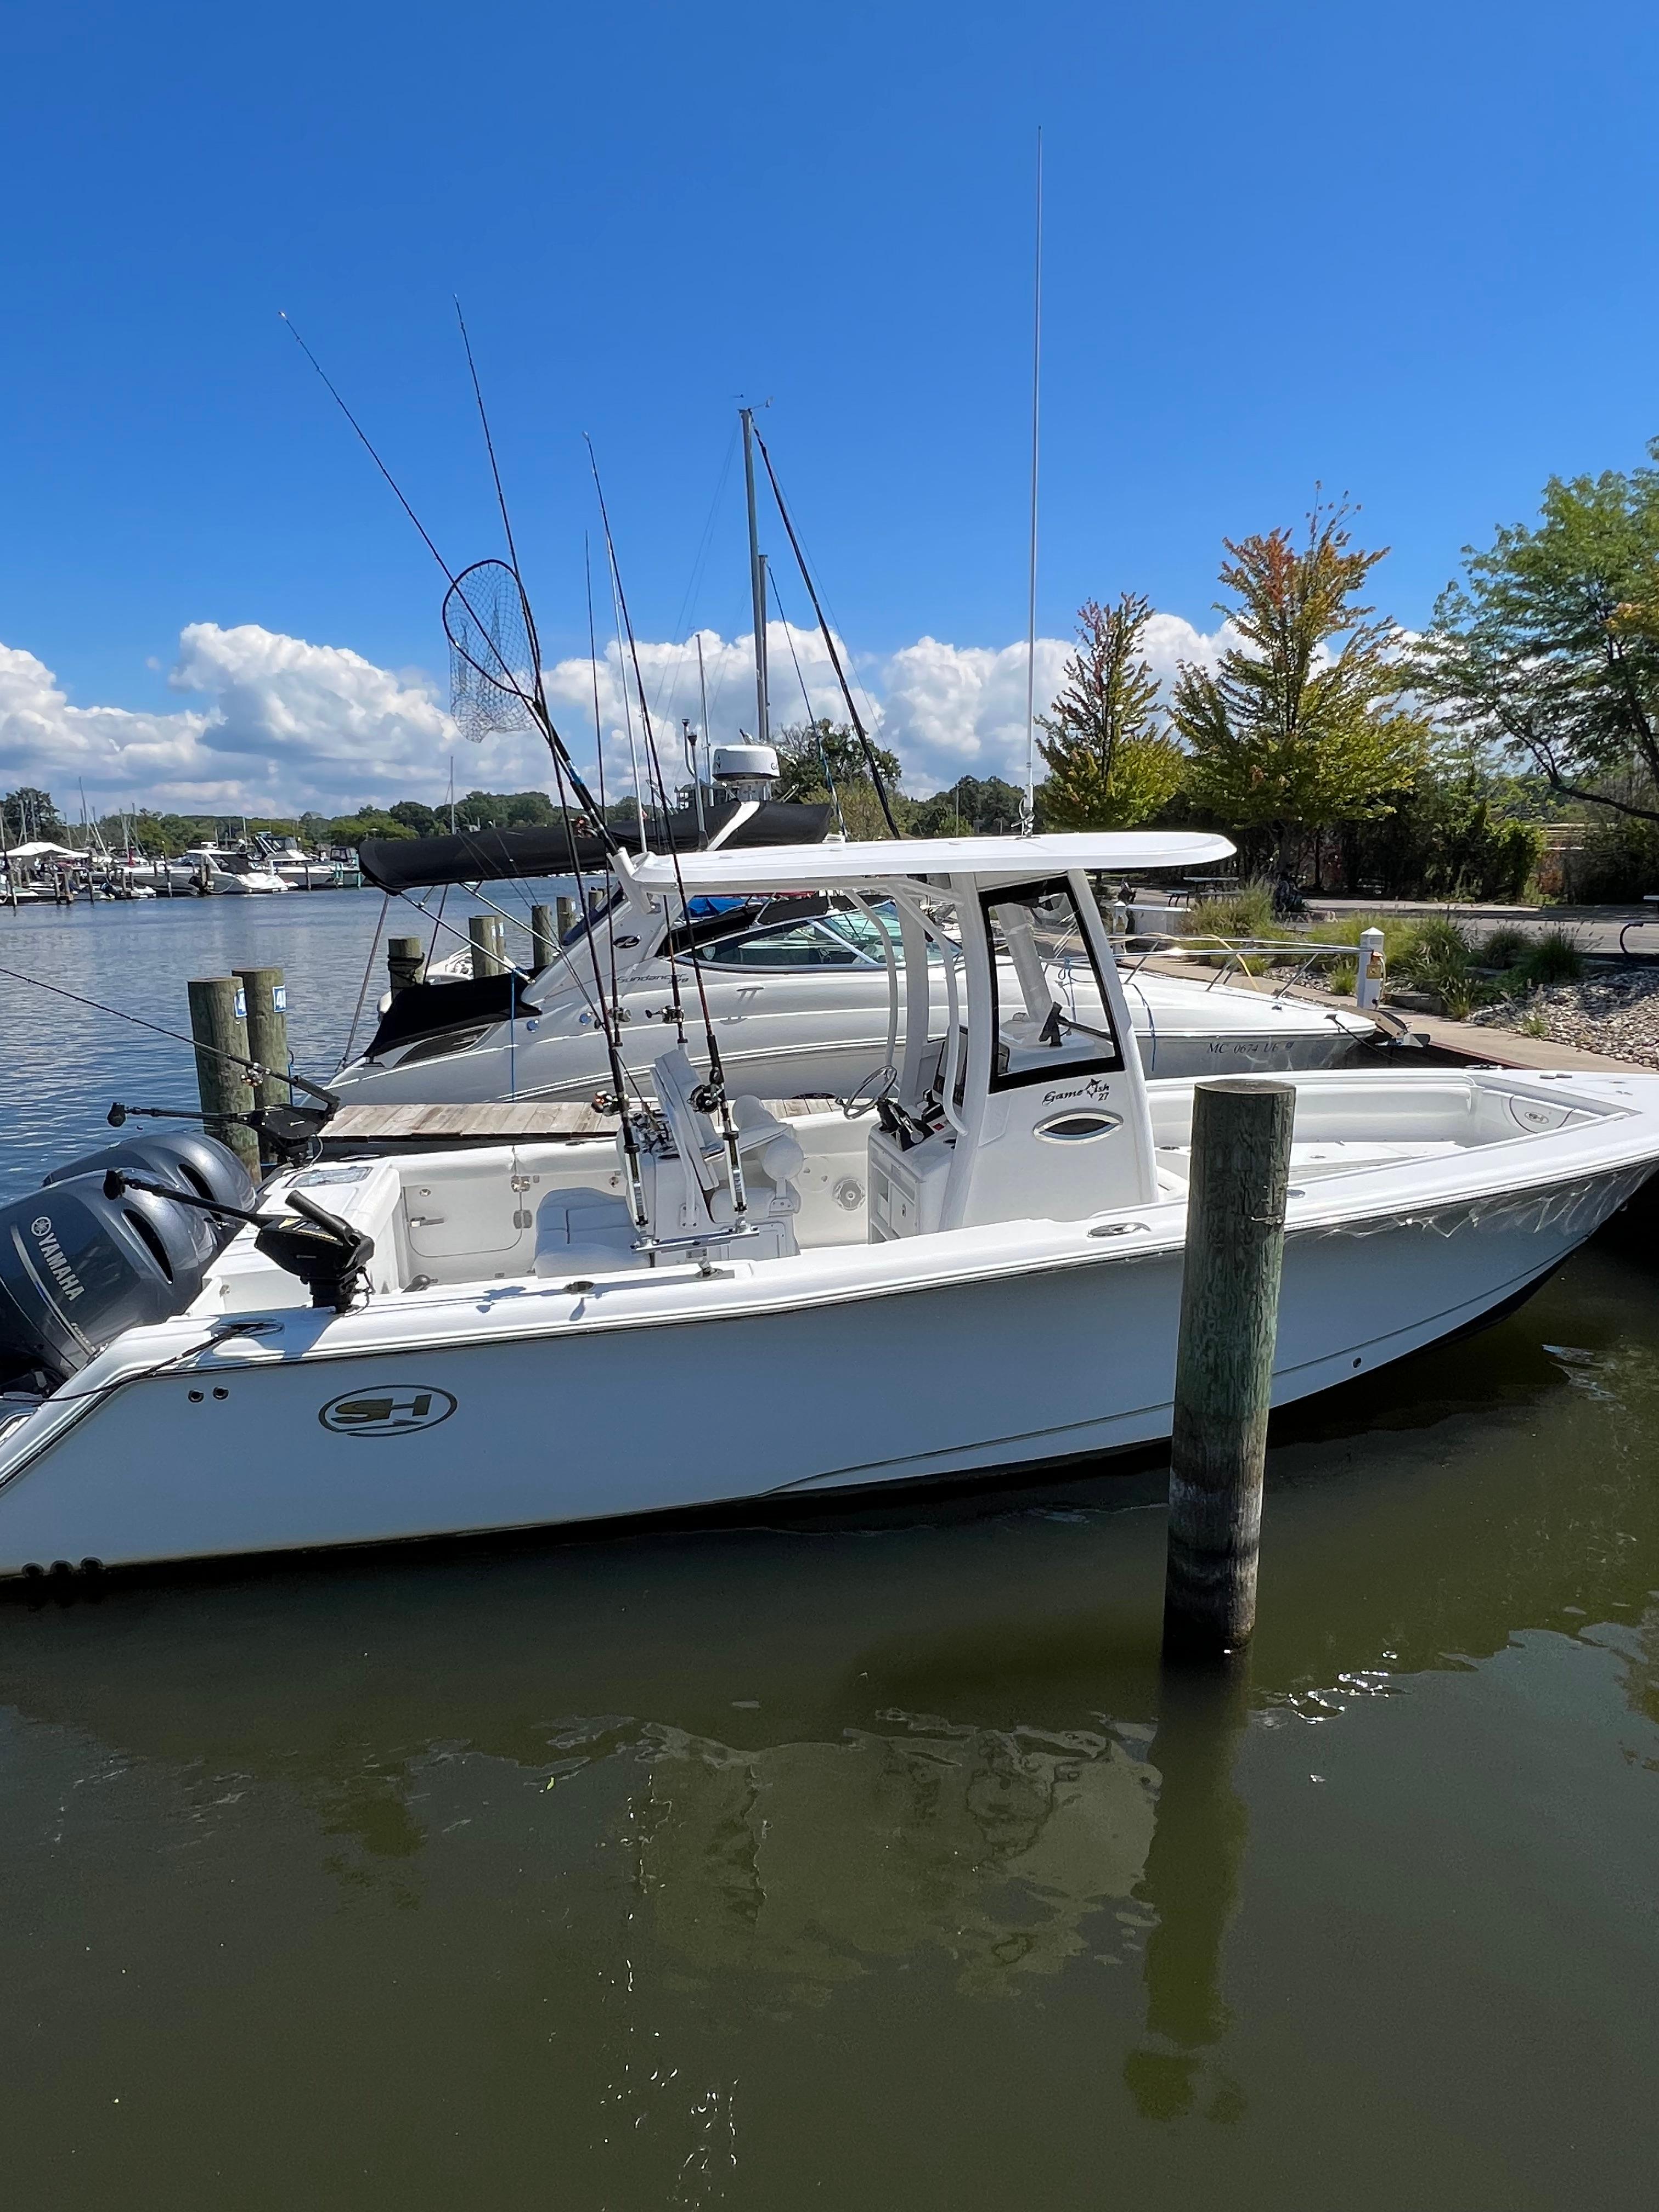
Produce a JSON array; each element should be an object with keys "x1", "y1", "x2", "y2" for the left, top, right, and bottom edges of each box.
[
  {"x1": 1182, "y1": 880, "x2": 1278, "y2": 943},
  {"x1": 1300, "y1": 912, "x2": 1426, "y2": 994}
]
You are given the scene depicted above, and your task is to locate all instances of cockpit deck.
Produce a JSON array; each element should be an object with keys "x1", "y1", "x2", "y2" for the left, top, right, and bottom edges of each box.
[{"x1": 187, "y1": 1071, "x2": 1622, "y2": 1321}]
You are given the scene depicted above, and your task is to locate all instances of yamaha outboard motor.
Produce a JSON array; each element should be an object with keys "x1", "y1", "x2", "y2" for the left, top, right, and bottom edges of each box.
[
  {"x1": 43, "y1": 1131, "x2": 257, "y2": 1212},
  {"x1": 0, "y1": 1134, "x2": 256, "y2": 1393}
]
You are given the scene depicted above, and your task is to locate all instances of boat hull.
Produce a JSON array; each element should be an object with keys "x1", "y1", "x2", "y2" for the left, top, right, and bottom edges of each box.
[{"x1": 0, "y1": 1159, "x2": 1643, "y2": 1579}]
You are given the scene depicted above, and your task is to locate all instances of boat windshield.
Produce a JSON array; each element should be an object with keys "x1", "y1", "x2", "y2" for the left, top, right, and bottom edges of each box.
[
  {"x1": 981, "y1": 877, "x2": 1123, "y2": 1089},
  {"x1": 819, "y1": 902, "x2": 958, "y2": 963}
]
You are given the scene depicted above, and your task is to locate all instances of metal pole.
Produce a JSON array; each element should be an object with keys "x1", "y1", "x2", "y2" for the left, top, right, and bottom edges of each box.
[
  {"x1": 694, "y1": 631, "x2": 712, "y2": 839},
  {"x1": 1022, "y1": 125, "x2": 1043, "y2": 835},
  {"x1": 1163, "y1": 1077, "x2": 1294, "y2": 1661},
  {"x1": 741, "y1": 407, "x2": 770, "y2": 746},
  {"x1": 187, "y1": 977, "x2": 261, "y2": 1176}
]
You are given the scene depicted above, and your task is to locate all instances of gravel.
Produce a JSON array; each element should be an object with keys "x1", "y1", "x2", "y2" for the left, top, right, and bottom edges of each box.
[{"x1": 1468, "y1": 966, "x2": 1659, "y2": 1068}]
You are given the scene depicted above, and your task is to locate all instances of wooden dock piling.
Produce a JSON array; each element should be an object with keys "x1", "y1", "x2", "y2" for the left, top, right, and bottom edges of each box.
[
  {"x1": 386, "y1": 935, "x2": 425, "y2": 995},
  {"x1": 468, "y1": 913, "x2": 506, "y2": 979},
  {"x1": 187, "y1": 976, "x2": 261, "y2": 1176},
  {"x1": 555, "y1": 894, "x2": 576, "y2": 941},
  {"x1": 530, "y1": 904, "x2": 555, "y2": 970},
  {"x1": 234, "y1": 966, "x2": 290, "y2": 1110},
  {"x1": 1163, "y1": 1076, "x2": 1294, "y2": 1661}
]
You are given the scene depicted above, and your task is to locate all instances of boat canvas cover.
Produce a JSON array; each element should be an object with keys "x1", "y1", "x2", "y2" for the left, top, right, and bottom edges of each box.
[
  {"x1": 362, "y1": 970, "x2": 546, "y2": 1061},
  {"x1": 358, "y1": 801, "x2": 832, "y2": 894}
]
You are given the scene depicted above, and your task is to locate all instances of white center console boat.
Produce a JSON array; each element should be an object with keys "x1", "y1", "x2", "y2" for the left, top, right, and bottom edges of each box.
[{"x1": 0, "y1": 831, "x2": 1654, "y2": 1582}]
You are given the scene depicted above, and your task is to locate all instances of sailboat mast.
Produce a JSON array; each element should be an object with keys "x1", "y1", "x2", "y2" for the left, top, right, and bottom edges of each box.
[
  {"x1": 741, "y1": 407, "x2": 770, "y2": 746},
  {"x1": 1023, "y1": 127, "x2": 1043, "y2": 835},
  {"x1": 695, "y1": 630, "x2": 713, "y2": 838}
]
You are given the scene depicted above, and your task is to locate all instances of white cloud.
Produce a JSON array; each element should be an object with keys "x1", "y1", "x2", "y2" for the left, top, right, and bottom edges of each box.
[{"x1": 0, "y1": 611, "x2": 1241, "y2": 816}]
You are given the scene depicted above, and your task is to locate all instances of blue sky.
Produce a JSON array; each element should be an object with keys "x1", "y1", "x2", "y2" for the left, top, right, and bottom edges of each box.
[{"x1": 3, "y1": 0, "x2": 1657, "y2": 811}]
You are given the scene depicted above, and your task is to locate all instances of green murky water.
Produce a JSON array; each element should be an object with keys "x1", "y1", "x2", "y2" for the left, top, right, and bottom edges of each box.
[{"x1": 1, "y1": 900, "x2": 1657, "y2": 2206}]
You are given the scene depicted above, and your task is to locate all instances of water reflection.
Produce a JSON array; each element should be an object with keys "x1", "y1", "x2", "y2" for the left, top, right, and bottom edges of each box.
[
  {"x1": 1124, "y1": 1663, "x2": 1250, "y2": 2122},
  {"x1": 636, "y1": 1716, "x2": 1155, "y2": 1994}
]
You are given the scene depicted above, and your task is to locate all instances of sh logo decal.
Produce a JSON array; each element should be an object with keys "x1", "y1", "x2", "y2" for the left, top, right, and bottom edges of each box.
[{"x1": 319, "y1": 1386, "x2": 457, "y2": 1438}]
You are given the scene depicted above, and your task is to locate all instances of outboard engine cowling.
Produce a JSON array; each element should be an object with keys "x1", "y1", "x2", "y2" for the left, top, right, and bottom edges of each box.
[
  {"x1": 40, "y1": 1134, "x2": 256, "y2": 1295},
  {"x1": 0, "y1": 1135, "x2": 255, "y2": 1392},
  {"x1": 0, "y1": 1176, "x2": 204, "y2": 1390},
  {"x1": 43, "y1": 1131, "x2": 258, "y2": 1214}
]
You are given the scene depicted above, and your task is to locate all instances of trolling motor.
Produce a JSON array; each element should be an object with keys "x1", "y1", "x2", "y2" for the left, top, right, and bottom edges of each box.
[
  {"x1": 105, "y1": 1099, "x2": 334, "y2": 1167},
  {"x1": 106, "y1": 1061, "x2": 340, "y2": 1169},
  {"x1": 101, "y1": 1171, "x2": 374, "y2": 1313}
]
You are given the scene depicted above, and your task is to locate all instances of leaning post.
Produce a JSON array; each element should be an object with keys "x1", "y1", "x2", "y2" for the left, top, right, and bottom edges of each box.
[
  {"x1": 529, "y1": 904, "x2": 555, "y2": 971},
  {"x1": 468, "y1": 913, "x2": 506, "y2": 979},
  {"x1": 187, "y1": 976, "x2": 261, "y2": 1177},
  {"x1": 1163, "y1": 1077, "x2": 1295, "y2": 1662}
]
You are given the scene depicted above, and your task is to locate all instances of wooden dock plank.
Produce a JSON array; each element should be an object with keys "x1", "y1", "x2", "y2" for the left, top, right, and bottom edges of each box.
[{"x1": 321, "y1": 1096, "x2": 837, "y2": 1153}]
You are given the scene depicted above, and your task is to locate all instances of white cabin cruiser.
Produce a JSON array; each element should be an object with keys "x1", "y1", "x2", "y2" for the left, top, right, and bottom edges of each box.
[
  {"x1": 182, "y1": 845, "x2": 290, "y2": 895},
  {"x1": 0, "y1": 831, "x2": 1656, "y2": 1582},
  {"x1": 332, "y1": 873, "x2": 1374, "y2": 1108}
]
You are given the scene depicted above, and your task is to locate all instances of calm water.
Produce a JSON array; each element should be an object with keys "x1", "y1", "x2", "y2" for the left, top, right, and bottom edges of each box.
[{"x1": 1, "y1": 896, "x2": 1657, "y2": 2207}]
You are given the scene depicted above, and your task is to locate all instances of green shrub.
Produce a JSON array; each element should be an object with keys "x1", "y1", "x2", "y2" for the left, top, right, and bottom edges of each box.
[
  {"x1": 1477, "y1": 926, "x2": 1530, "y2": 969},
  {"x1": 1515, "y1": 928, "x2": 1584, "y2": 988},
  {"x1": 1392, "y1": 917, "x2": 1475, "y2": 1017},
  {"x1": 1560, "y1": 814, "x2": 1659, "y2": 904},
  {"x1": 1396, "y1": 916, "x2": 1472, "y2": 984}
]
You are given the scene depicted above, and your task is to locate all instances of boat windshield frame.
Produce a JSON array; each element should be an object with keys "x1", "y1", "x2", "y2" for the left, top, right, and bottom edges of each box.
[{"x1": 979, "y1": 875, "x2": 1125, "y2": 1092}]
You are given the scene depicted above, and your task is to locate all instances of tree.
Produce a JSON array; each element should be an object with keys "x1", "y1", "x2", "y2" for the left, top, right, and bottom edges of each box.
[
  {"x1": 772, "y1": 719, "x2": 902, "y2": 839},
  {"x1": 389, "y1": 800, "x2": 441, "y2": 837},
  {"x1": 907, "y1": 775, "x2": 1029, "y2": 835},
  {"x1": 2, "y1": 787, "x2": 65, "y2": 842},
  {"x1": 1036, "y1": 594, "x2": 1184, "y2": 828},
  {"x1": 1415, "y1": 442, "x2": 1659, "y2": 824},
  {"x1": 1169, "y1": 501, "x2": 1426, "y2": 871}
]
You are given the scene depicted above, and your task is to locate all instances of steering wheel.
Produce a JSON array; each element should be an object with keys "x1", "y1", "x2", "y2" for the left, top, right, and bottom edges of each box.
[{"x1": 839, "y1": 1065, "x2": 898, "y2": 1119}]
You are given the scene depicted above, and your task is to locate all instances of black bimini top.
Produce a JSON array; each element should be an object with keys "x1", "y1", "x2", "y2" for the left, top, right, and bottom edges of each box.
[{"x1": 357, "y1": 800, "x2": 831, "y2": 895}]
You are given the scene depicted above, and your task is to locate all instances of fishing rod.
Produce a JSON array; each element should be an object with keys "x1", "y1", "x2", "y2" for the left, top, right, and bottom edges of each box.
[
  {"x1": 281, "y1": 309, "x2": 614, "y2": 843},
  {"x1": 586, "y1": 438, "x2": 749, "y2": 1228},
  {"x1": 447, "y1": 322, "x2": 650, "y2": 1231},
  {"x1": 747, "y1": 422, "x2": 901, "y2": 837}
]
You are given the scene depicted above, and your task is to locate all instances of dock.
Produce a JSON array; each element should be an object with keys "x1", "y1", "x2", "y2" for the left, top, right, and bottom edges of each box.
[{"x1": 318, "y1": 1096, "x2": 827, "y2": 1154}]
